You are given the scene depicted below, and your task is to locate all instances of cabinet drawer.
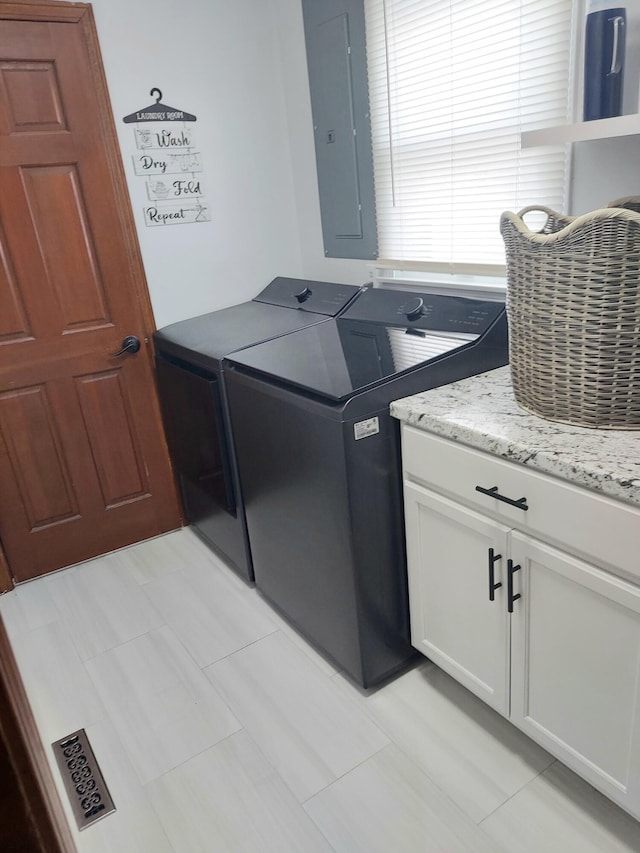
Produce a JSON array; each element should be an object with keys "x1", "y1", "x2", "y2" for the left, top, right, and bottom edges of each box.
[{"x1": 401, "y1": 425, "x2": 640, "y2": 582}]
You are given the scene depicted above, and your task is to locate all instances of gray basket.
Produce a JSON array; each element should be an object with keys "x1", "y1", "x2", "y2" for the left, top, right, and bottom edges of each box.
[
  {"x1": 609, "y1": 196, "x2": 640, "y2": 213},
  {"x1": 500, "y1": 203, "x2": 640, "y2": 429}
]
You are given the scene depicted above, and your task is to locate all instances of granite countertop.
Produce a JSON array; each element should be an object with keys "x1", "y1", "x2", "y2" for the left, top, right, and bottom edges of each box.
[{"x1": 390, "y1": 365, "x2": 640, "y2": 508}]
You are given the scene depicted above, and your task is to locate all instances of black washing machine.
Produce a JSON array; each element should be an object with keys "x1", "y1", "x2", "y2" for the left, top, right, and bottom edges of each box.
[
  {"x1": 225, "y1": 287, "x2": 509, "y2": 686},
  {"x1": 153, "y1": 277, "x2": 364, "y2": 583}
]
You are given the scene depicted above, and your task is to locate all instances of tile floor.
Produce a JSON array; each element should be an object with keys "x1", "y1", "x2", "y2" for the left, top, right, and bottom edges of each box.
[{"x1": 2, "y1": 528, "x2": 640, "y2": 852}]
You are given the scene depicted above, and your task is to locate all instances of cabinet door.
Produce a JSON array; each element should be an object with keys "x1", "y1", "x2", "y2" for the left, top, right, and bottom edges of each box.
[
  {"x1": 510, "y1": 532, "x2": 640, "y2": 815},
  {"x1": 404, "y1": 482, "x2": 511, "y2": 715}
]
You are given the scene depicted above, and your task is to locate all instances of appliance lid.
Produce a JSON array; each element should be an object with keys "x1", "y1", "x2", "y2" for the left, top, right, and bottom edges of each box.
[
  {"x1": 153, "y1": 279, "x2": 364, "y2": 369},
  {"x1": 253, "y1": 276, "x2": 363, "y2": 315},
  {"x1": 153, "y1": 302, "x2": 336, "y2": 370},
  {"x1": 227, "y1": 288, "x2": 505, "y2": 400}
]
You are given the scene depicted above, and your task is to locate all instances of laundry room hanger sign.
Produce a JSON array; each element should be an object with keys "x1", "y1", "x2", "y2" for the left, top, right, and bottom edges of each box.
[
  {"x1": 123, "y1": 88, "x2": 198, "y2": 123},
  {"x1": 122, "y1": 88, "x2": 211, "y2": 226}
]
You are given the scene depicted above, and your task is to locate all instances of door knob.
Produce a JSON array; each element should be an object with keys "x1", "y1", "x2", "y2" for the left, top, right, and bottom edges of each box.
[{"x1": 110, "y1": 335, "x2": 141, "y2": 357}]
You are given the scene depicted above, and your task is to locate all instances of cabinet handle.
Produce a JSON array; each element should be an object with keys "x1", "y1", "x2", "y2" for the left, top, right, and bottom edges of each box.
[
  {"x1": 507, "y1": 559, "x2": 521, "y2": 613},
  {"x1": 488, "y1": 548, "x2": 502, "y2": 601},
  {"x1": 475, "y1": 485, "x2": 529, "y2": 511}
]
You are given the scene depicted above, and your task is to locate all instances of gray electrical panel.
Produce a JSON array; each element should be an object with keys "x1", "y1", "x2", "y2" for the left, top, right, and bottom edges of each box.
[{"x1": 302, "y1": 0, "x2": 377, "y2": 260}]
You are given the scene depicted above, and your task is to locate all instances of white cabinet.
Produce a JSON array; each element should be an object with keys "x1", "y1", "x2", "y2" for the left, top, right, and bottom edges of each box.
[
  {"x1": 404, "y1": 484, "x2": 510, "y2": 715},
  {"x1": 402, "y1": 425, "x2": 640, "y2": 820},
  {"x1": 510, "y1": 533, "x2": 640, "y2": 804}
]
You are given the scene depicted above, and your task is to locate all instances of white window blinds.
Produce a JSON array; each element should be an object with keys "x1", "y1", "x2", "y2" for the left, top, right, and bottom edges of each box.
[{"x1": 364, "y1": 0, "x2": 574, "y2": 272}]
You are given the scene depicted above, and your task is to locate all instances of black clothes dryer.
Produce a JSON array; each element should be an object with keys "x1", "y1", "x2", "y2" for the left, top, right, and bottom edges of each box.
[
  {"x1": 153, "y1": 277, "x2": 363, "y2": 583},
  {"x1": 225, "y1": 287, "x2": 509, "y2": 686}
]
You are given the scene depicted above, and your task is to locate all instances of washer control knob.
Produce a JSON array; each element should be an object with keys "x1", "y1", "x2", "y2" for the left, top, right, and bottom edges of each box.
[{"x1": 405, "y1": 297, "x2": 425, "y2": 321}]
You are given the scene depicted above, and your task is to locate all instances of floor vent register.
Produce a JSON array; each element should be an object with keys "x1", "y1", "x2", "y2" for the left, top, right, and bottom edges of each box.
[{"x1": 51, "y1": 729, "x2": 116, "y2": 829}]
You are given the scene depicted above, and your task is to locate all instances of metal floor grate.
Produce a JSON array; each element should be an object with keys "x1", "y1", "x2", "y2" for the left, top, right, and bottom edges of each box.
[{"x1": 51, "y1": 729, "x2": 115, "y2": 830}]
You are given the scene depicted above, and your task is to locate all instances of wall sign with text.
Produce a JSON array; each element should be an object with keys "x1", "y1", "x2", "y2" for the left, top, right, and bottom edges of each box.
[{"x1": 123, "y1": 89, "x2": 211, "y2": 227}]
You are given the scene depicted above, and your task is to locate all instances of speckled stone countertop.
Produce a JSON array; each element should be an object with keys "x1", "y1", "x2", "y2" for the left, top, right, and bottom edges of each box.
[{"x1": 390, "y1": 365, "x2": 640, "y2": 508}]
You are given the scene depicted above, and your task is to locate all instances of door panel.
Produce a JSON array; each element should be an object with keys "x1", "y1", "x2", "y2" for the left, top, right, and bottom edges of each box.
[
  {"x1": 75, "y1": 370, "x2": 149, "y2": 507},
  {"x1": 510, "y1": 532, "x2": 640, "y2": 808},
  {"x1": 0, "y1": 221, "x2": 31, "y2": 342},
  {"x1": 404, "y1": 481, "x2": 511, "y2": 715},
  {"x1": 0, "y1": 59, "x2": 66, "y2": 132},
  {"x1": 0, "y1": 384, "x2": 79, "y2": 527},
  {"x1": 0, "y1": 7, "x2": 181, "y2": 583},
  {"x1": 22, "y1": 164, "x2": 112, "y2": 330}
]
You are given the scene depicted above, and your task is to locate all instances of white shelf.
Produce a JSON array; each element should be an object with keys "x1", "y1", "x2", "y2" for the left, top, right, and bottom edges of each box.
[{"x1": 521, "y1": 113, "x2": 640, "y2": 148}]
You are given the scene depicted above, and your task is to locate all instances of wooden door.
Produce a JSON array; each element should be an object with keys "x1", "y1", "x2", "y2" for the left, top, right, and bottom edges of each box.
[
  {"x1": 0, "y1": 2, "x2": 181, "y2": 585},
  {"x1": 403, "y1": 481, "x2": 511, "y2": 715}
]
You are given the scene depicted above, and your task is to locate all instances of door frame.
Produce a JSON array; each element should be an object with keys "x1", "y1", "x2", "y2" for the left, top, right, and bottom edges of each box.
[
  {"x1": 0, "y1": 0, "x2": 182, "y2": 592},
  {"x1": 0, "y1": 616, "x2": 77, "y2": 851},
  {"x1": 0, "y1": 541, "x2": 10, "y2": 592}
]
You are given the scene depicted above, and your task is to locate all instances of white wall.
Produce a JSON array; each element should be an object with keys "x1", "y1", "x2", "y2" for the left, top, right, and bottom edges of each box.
[
  {"x1": 91, "y1": 0, "x2": 307, "y2": 328},
  {"x1": 570, "y1": 135, "x2": 640, "y2": 213}
]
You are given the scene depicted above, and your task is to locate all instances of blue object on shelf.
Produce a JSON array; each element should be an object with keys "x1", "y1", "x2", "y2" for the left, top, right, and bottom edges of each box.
[{"x1": 584, "y1": 7, "x2": 626, "y2": 121}]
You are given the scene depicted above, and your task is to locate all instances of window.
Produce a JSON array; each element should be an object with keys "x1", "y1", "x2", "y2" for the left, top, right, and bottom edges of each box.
[{"x1": 365, "y1": 0, "x2": 574, "y2": 274}]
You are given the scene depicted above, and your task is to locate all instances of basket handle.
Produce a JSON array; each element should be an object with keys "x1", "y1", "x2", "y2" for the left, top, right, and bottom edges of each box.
[
  {"x1": 516, "y1": 205, "x2": 571, "y2": 234},
  {"x1": 516, "y1": 205, "x2": 559, "y2": 218}
]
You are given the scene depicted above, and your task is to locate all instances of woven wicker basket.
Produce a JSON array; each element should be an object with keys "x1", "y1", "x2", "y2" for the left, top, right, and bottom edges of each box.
[
  {"x1": 609, "y1": 196, "x2": 640, "y2": 213},
  {"x1": 500, "y1": 203, "x2": 640, "y2": 429}
]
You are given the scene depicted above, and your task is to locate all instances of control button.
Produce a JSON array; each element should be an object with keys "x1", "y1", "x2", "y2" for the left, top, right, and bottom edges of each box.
[
  {"x1": 294, "y1": 286, "x2": 312, "y2": 303},
  {"x1": 405, "y1": 297, "x2": 425, "y2": 321}
]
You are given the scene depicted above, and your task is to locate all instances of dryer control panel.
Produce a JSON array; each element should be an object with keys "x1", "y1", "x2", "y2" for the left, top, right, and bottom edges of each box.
[
  {"x1": 253, "y1": 277, "x2": 364, "y2": 315},
  {"x1": 339, "y1": 286, "x2": 504, "y2": 333}
]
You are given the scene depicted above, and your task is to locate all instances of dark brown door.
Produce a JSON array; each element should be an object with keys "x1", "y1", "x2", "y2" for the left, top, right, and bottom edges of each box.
[{"x1": 0, "y1": 2, "x2": 181, "y2": 584}]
